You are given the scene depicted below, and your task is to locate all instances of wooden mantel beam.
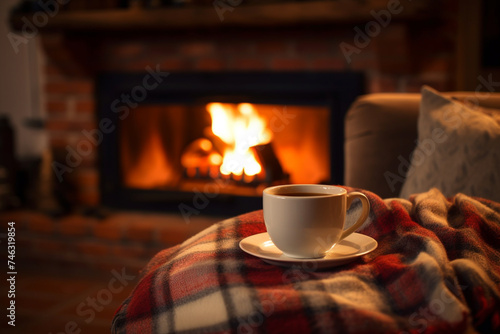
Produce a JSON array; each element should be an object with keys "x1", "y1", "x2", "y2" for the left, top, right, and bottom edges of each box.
[{"x1": 10, "y1": 0, "x2": 437, "y2": 33}]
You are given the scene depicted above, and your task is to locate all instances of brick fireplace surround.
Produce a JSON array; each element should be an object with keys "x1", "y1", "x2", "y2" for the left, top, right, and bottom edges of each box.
[{"x1": 4, "y1": 1, "x2": 459, "y2": 273}]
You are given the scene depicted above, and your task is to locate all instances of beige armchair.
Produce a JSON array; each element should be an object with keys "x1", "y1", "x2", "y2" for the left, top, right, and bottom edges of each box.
[{"x1": 344, "y1": 91, "x2": 500, "y2": 199}]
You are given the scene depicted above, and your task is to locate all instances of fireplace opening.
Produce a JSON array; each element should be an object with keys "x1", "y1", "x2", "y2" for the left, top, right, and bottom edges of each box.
[
  {"x1": 120, "y1": 102, "x2": 330, "y2": 195},
  {"x1": 98, "y1": 72, "x2": 364, "y2": 215}
]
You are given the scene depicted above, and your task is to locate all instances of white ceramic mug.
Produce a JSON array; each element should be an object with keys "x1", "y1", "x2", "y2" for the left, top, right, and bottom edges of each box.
[{"x1": 263, "y1": 184, "x2": 370, "y2": 259}]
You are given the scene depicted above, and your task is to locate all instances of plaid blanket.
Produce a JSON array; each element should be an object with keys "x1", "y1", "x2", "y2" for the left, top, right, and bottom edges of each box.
[{"x1": 112, "y1": 188, "x2": 500, "y2": 333}]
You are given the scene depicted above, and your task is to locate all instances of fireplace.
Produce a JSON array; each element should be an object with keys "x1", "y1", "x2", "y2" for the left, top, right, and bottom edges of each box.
[{"x1": 98, "y1": 71, "x2": 363, "y2": 215}]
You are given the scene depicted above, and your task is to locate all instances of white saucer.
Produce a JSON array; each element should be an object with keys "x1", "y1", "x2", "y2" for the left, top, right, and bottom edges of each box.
[{"x1": 239, "y1": 232, "x2": 377, "y2": 269}]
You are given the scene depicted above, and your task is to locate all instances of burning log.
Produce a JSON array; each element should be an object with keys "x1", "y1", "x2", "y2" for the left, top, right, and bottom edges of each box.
[
  {"x1": 251, "y1": 143, "x2": 288, "y2": 184},
  {"x1": 203, "y1": 126, "x2": 226, "y2": 156},
  {"x1": 181, "y1": 138, "x2": 222, "y2": 179}
]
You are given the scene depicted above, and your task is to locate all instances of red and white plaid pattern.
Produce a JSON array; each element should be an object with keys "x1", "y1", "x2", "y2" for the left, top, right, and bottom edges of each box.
[{"x1": 112, "y1": 188, "x2": 500, "y2": 333}]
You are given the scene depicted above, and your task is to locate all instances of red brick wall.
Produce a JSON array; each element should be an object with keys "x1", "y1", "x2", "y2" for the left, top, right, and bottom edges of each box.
[{"x1": 42, "y1": 14, "x2": 458, "y2": 208}]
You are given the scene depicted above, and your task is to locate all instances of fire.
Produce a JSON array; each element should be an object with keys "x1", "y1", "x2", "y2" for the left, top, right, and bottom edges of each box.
[
  {"x1": 207, "y1": 102, "x2": 272, "y2": 177},
  {"x1": 123, "y1": 127, "x2": 173, "y2": 188}
]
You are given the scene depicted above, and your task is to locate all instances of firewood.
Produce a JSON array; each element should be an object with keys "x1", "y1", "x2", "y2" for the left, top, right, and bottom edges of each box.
[{"x1": 251, "y1": 143, "x2": 287, "y2": 183}]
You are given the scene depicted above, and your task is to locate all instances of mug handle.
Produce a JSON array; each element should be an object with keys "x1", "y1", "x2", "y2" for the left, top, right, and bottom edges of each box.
[{"x1": 339, "y1": 192, "x2": 370, "y2": 241}]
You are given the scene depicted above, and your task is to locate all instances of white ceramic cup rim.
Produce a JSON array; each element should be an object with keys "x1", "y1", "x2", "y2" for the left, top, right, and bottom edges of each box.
[{"x1": 263, "y1": 184, "x2": 346, "y2": 198}]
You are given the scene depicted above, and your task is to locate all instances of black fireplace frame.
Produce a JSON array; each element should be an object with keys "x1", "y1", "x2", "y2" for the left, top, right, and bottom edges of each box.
[{"x1": 97, "y1": 71, "x2": 364, "y2": 216}]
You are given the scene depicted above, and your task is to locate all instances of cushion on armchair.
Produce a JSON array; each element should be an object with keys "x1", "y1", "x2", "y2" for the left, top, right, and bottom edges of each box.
[{"x1": 400, "y1": 86, "x2": 500, "y2": 201}]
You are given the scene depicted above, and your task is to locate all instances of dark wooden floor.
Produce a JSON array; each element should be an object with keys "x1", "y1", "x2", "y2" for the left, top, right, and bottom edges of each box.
[{"x1": 1, "y1": 265, "x2": 139, "y2": 334}]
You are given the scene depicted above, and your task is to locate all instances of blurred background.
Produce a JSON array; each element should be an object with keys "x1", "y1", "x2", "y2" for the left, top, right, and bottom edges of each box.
[{"x1": 0, "y1": 1, "x2": 499, "y2": 332}]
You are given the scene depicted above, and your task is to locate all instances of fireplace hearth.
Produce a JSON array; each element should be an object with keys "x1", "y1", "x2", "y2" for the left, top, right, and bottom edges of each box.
[{"x1": 98, "y1": 71, "x2": 364, "y2": 215}]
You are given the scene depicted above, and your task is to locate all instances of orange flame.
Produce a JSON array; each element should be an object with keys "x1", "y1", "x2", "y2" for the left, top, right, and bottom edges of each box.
[{"x1": 207, "y1": 102, "x2": 272, "y2": 177}]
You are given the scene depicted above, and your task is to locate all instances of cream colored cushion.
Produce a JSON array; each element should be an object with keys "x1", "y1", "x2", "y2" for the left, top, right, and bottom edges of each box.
[{"x1": 400, "y1": 86, "x2": 500, "y2": 201}]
